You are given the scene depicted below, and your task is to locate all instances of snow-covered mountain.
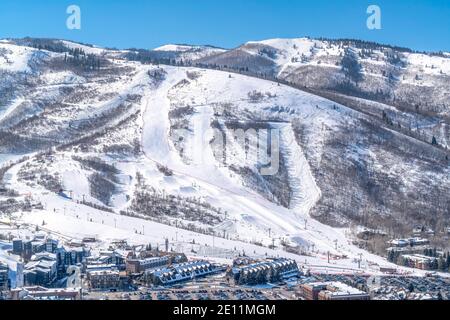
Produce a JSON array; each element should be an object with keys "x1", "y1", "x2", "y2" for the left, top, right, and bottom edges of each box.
[
  {"x1": 153, "y1": 44, "x2": 226, "y2": 61},
  {"x1": 198, "y1": 37, "x2": 450, "y2": 119},
  {"x1": 0, "y1": 38, "x2": 449, "y2": 273}
]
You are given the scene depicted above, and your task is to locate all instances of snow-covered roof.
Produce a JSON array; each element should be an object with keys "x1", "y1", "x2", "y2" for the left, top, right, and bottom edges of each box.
[{"x1": 308, "y1": 281, "x2": 367, "y2": 296}]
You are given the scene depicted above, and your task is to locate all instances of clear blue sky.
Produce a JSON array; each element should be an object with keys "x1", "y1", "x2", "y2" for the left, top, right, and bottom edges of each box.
[{"x1": 0, "y1": 0, "x2": 449, "y2": 52}]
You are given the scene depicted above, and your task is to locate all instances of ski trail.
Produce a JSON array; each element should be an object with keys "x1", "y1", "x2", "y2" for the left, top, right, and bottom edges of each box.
[
  {"x1": 142, "y1": 68, "x2": 187, "y2": 167},
  {"x1": 141, "y1": 68, "x2": 300, "y2": 234},
  {"x1": 0, "y1": 98, "x2": 24, "y2": 125},
  {"x1": 278, "y1": 123, "x2": 322, "y2": 216}
]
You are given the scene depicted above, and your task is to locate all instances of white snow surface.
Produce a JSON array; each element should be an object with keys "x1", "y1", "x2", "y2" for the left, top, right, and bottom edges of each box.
[
  {"x1": 154, "y1": 44, "x2": 197, "y2": 52},
  {"x1": 153, "y1": 44, "x2": 226, "y2": 61},
  {"x1": 0, "y1": 42, "x2": 34, "y2": 72},
  {"x1": 60, "y1": 40, "x2": 106, "y2": 55}
]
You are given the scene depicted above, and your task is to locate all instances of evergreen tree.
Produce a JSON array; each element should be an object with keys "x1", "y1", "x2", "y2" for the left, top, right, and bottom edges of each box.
[
  {"x1": 432, "y1": 136, "x2": 438, "y2": 146},
  {"x1": 341, "y1": 48, "x2": 363, "y2": 84},
  {"x1": 446, "y1": 254, "x2": 450, "y2": 270},
  {"x1": 438, "y1": 257, "x2": 446, "y2": 271}
]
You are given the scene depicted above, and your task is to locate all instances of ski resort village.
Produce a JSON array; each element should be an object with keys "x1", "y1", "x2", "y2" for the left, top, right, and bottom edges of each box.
[{"x1": 0, "y1": 37, "x2": 450, "y2": 300}]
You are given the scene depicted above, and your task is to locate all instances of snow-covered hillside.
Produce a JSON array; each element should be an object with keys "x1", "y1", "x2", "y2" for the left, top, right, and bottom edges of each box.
[
  {"x1": 153, "y1": 44, "x2": 226, "y2": 62},
  {"x1": 0, "y1": 38, "x2": 449, "y2": 275},
  {"x1": 197, "y1": 37, "x2": 450, "y2": 121}
]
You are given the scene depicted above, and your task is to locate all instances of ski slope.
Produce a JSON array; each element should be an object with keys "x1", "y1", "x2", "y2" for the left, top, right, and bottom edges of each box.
[
  {"x1": 0, "y1": 42, "x2": 33, "y2": 72},
  {"x1": 136, "y1": 66, "x2": 393, "y2": 264},
  {"x1": 0, "y1": 98, "x2": 25, "y2": 124},
  {"x1": 277, "y1": 123, "x2": 322, "y2": 215}
]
